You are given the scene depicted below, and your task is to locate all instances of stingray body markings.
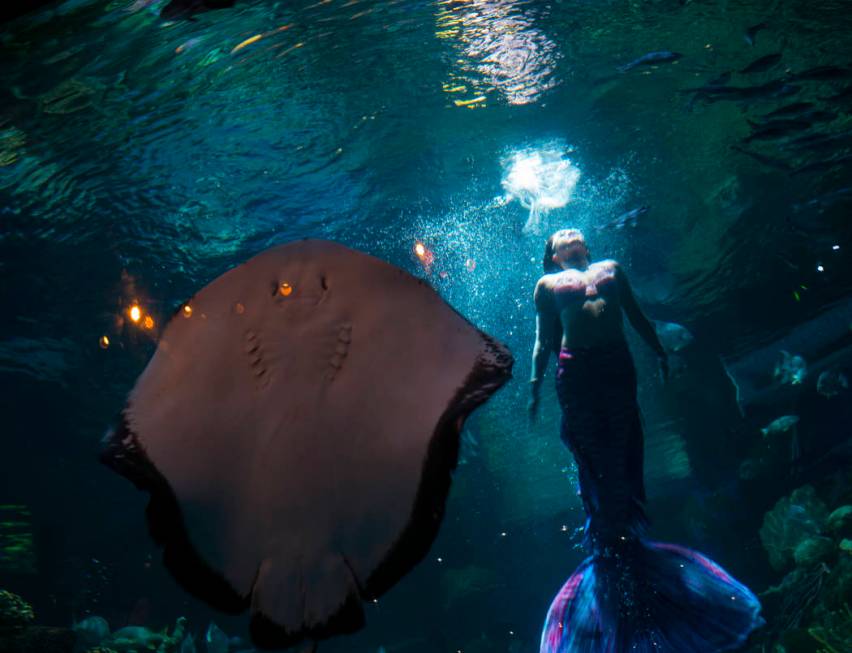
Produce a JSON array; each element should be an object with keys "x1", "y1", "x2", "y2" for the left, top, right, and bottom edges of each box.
[{"x1": 101, "y1": 239, "x2": 513, "y2": 650}]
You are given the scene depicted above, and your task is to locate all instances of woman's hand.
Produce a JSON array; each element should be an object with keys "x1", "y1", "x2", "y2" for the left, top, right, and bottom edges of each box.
[
  {"x1": 528, "y1": 380, "x2": 542, "y2": 422},
  {"x1": 527, "y1": 394, "x2": 540, "y2": 421}
]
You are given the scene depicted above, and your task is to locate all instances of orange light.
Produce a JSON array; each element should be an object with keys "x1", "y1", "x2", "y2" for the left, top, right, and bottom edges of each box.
[
  {"x1": 143, "y1": 315, "x2": 155, "y2": 330},
  {"x1": 182, "y1": 305, "x2": 192, "y2": 318},
  {"x1": 99, "y1": 335, "x2": 110, "y2": 349},
  {"x1": 413, "y1": 241, "x2": 434, "y2": 267},
  {"x1": 129, "y1": 305, "x2": 141, "y2": 322},
  {"x1": 279, "y1": 282, "x2": 293, "y2": 296}
]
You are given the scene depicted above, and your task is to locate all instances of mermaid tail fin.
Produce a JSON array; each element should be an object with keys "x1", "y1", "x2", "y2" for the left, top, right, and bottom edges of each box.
[{"x1": 540, "y1": 539, "x2": 764, "y2": 653}]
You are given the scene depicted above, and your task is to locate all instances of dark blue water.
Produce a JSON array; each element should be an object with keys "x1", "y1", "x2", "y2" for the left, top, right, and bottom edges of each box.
[{"x1": 1, "y1": 1, "x2": 851, "y2": 652}]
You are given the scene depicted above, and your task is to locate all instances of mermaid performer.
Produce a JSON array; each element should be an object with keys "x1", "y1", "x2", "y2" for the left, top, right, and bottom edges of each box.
[{"x1": 528, "y1": 229, "x2": 764, "y2": 652}]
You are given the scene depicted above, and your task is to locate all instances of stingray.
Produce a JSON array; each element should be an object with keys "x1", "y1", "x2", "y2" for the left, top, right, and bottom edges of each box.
[{"x1": 101, "y1": 239, "x2": 513, "y2": 651}]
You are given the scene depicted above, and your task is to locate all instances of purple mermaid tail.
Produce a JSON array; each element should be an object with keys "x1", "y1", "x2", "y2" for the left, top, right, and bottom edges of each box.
[
  {"x1": 540, "y1": 538, "x2": 764, "y2": 652},
  {"x1": 544, "y1": 344, "x2": 764, "y2": 652}
]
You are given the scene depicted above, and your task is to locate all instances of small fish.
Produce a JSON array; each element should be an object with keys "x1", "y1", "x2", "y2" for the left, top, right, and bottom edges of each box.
[
  {"x1": 730, "y1": 144, "x2": 792, "y2": 171},
  {"x1": 761, "y1": 415, "x2": 799, "y2": 437},
  {"x1": 743, "y1": 119, "x2": 811, "y2": 143},
  {"x1": 792, "y1": 153, "x2": 852, "y2": 176},
  {"x1": 817, "y1": 368, "x2": 849, "y2": 398},
  {"x1": 792, "y1": 187, "x2": 852, "y2": 213},
  {"x1": 765, "y1": 109, "x2": 837, "y2": 129},
  {"x1": 739, "y1": 53, "x2": 782, "y2": 74},
  {"x1": 761, "y1": 101, "x2": 814, "y2": 118},
  {"x1": 784, "y1": 130, "x2": 852, "y2": 152},
  {"x1": 654, "y1": 321, "x2": 694, "y2": 352},
  {"x1": 708, "y1": 71, "x2": 732, "y2": 86},
  {"x1": 823, "y1": 85, "x2": 852, "y2": 105},
  {"x1": 618, "y1": 51, "x2": 683, "y2": 72},
  {"x1": 681, "y1": 79, "x2": 799, "y2": 104},
  {"x1": 596, "y1": 206, "x2": 649, "y2": 231},
  {"x1": 786, "y1": 66, "x2": 852, "y2": 82},
  {"x1": 744, "y1": 21, "x2": 768, "y2": 47},
  {"x1": 773, "y1": 350, "x2": 807, "y2": 385}
]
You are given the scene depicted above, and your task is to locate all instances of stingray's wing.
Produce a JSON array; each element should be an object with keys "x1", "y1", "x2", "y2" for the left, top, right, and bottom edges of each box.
[{"x1": 101, "y1": 239, "x2": 513, "y2": 649}]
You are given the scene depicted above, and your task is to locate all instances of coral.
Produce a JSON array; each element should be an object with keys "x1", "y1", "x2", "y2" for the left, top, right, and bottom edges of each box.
[
  {"x1": 0, "y1": 589, "x2": 35, "y2": 631},
  {"x1": 808, "y1": 603, "x2": 852, "y2": 653},
  {"x1": 760, "y1": 563, "x2": 831, "y2": 633},
  {"x1": 103, "y1": 616, "x2": 187, "y2": 653},
  {"x1": 817, "y1": 554, "x2": 852, "y2": 613},
  {"x1": 760, "y1": 485, "x2": 830, "y2": 571},
  {"x1": 794, "y1": 537, "x2": 836, "y2": 567},
  {"x1": 73, "y1": 615, "x2": 110, "y2": 649},
  {"x1": 0, "y1": 626, "x2": 75, "y2": 653},
  {"x1": 827, "y1": 505, "x2": 852, "y2": 537}
]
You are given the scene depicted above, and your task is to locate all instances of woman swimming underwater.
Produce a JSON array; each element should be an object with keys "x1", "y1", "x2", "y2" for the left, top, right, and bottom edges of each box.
[{"x1": 528, "y1": 229, "x2": 764, "y2": 652}]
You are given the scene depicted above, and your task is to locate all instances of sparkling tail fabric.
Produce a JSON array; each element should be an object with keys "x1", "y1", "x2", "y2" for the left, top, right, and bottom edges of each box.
[{"x1": 541, "y1": 346, "x2": 763, "y2": 652}]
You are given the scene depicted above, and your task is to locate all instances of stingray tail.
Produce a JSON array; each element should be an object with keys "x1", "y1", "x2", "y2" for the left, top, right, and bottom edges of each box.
[{"x1": 540, "y1": 539, "x2": 764, "y2": 653}]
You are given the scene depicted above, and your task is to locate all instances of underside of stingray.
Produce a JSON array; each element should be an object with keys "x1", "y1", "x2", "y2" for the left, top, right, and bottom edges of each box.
[{"x1": 101, "y1": 239, "x2": 513, "y2": 650}]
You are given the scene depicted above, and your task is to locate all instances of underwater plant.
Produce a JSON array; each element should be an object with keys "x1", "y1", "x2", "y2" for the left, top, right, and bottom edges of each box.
[
  {"x1": 760, "y1": 485, "x2": 830, "y2": 571},
  {"x1": 103, "y1": 616, "x2": 187, "y2": 653},
  {"x1": 808, "y1": 603, "x2": 852, "y2": 653},
  {"x1": 0, "y1": 588, "x2": 35, "y2": 632}
]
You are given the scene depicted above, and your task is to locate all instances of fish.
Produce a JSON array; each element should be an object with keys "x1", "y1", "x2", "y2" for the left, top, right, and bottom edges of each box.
[
  {"x1": 618, "y1": 51, "x2": 683, "y2": 72},
  {"x1": 654, "y1": 321, "x2": 694, "y2": 352},
  {"x1": 797, "y1": 109, "x2": 838, "y2": 123},
  {"x1": 708, "y1": 71, "x2": 732, "y2": 86},
  {"x1": 760, "y1": 415, "x2": 799, "y2": 437},
  {"x1": 791, "y1": 153, "x2": 852, "y2": 176},
  {"x1": 730, "y1": 144, "x2": 792, "y2": 171},
  {"x1": 786, "y1": 66, "x2": 852, "y2": 82},
  {"x1": 823, "y1": 85, "x2": 852, "y2": 105},
  {"x1": 761, "y1": 101, "x2": 815, "y2": 118},
  {"x1": 99, "y1": 240, "x2": 513, "y2": 650},
  {"x1": 742, "y1": 119, "x2": 811, "y2": 143},
  {"x1": 784, "y1": 130, "x2": 852, "y2": 152},
  {"x1": 739, "y1": 53, "x2": 782, "y2": 74},
  {"x1": 722, "y1": 297, "x2": 852, "y2": 415},
  {"x1": 817, "y1": 368, "x2": 849, "y2": 398},
  {"x1": 774, "y1": 350, "x2": 807, "y2": 385},
  {"x1": 681, "y1": 79, "x2": 799, "y2": 104},
  {"x1": 792, "y1": 187, "x2": 852, "y2": 213},
  {"x1": 744, "y1": 22, "x2": 768, "y2": 47},
  {"x1": 596, "y1": 206, "x2": 649, "y2": 231}
]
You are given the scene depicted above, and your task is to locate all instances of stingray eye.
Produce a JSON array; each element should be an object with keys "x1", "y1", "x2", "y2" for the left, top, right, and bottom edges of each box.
[{"x1": 279, "y1": 282, "x2": 293, "y2": 296}]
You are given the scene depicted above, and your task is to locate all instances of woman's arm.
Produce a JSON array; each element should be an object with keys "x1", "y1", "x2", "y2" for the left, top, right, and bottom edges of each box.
[
  {"x1": 531, "y1": 278, "x2": 558, "y2": 392},
  {"x1": 615, "y1": 264, "x2": 667, "y2": 358}
]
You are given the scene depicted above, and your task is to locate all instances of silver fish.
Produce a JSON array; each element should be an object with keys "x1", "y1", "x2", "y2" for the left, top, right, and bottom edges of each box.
[
  {"x1": 817, "y1": 369, "x2": 849, "y2": 398},
  {"x1": 761, "y1": 415, "x2": 799, "y2": 437}
]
